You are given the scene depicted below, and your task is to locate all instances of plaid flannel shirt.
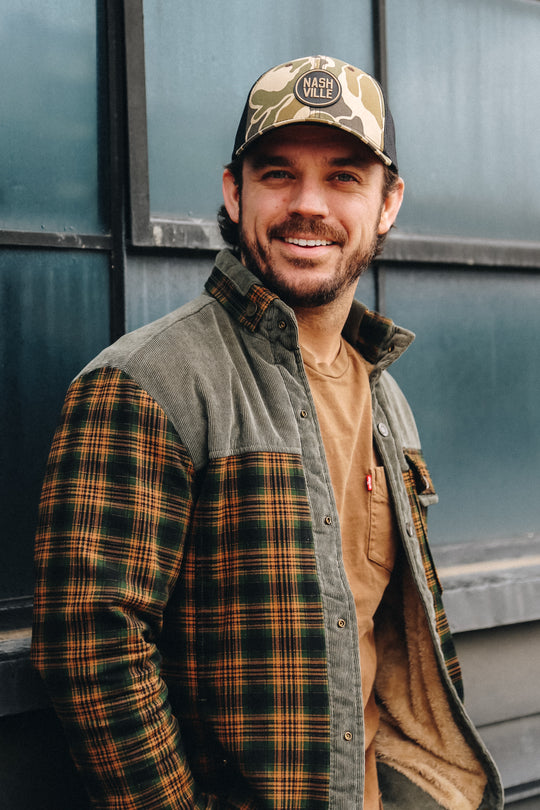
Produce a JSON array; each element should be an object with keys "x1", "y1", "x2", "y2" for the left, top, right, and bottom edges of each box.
[{"x1": 32, "y1": 250, "x2": 501, "y2": 809}]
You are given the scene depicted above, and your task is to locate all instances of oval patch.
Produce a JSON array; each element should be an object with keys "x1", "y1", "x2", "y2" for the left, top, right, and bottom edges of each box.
[{"x1": 294, "y1": 69, "x2": 342, "y2": 108}]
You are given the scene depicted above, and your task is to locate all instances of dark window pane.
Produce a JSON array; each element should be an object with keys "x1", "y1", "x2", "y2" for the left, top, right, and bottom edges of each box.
[
  {"x1": 125, "y1": 254, "x2": 376, "y2": 332},
  {"x1": 386, "y1": 267, "x2": 540, "y2": 544},
  {"x1": 0, "y1": 4, "x2": 107, "y2": 234},
  {"x1": 387, "y1": 0, "x2": 540, "y2": 240},
  {"x1": 0, "y1": 249, "x2": 110, "y2": 597}
]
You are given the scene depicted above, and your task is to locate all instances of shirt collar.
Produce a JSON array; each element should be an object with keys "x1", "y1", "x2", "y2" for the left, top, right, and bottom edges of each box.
[
  {"x1": 206, "y1": 249, "x2": 415, "y2": 371},
  {"x1": 343, "y1": 300, "x2": 415, "y2": 374},
  {"x1": 205, "y1": 249, "x2": 279, "y2": 333}
]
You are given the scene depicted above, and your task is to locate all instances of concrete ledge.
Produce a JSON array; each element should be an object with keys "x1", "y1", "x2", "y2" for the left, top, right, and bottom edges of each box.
[
  {"x1": 433, "y1": 535, "x2": 540, "y2": 633},
  {"x1": 0, "y1": 629, "x2": 48, "y2": 717},
  {"x1": 477, "y1": 714, "x2": 540, "y2": 798}
]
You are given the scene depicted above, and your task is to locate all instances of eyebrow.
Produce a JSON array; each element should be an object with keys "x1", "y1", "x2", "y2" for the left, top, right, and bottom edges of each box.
[
  {"x1": 330, "y1": 155, "x2": 373, "y2": 168},
  {"x1": 248, "y1": 154, "x2": 293, "y2": 170},
  {"x1": 248, "y1": 152, "x2": 373, "y2": 171}
]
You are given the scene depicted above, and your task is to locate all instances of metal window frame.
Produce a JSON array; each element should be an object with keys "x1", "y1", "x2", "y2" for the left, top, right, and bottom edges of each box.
[{"x1": 123, "y1": 0, "x2": 225, "y2": 250}]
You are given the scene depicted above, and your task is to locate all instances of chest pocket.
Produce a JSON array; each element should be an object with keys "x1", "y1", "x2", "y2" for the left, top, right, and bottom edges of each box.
[
  {"x1": 404, "y1": 448, "x2": 439, "y2": 507},
  {"x1": 367, "y1": 465, "x2": 399, "y2": 573}
]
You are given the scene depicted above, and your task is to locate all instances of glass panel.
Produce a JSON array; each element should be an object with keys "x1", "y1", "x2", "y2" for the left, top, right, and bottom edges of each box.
[
  {"x1": 0, "y1": 249, "x2": 110, "y2": 597},
  {"x1": 0, "y1": 3, "x2": 107, "y2": 234},
  {"x1": 386, "y1": 0, "x2": 540, "y2": 241},
  {"x1": 125, "y1": 254, "x2": 376, "y2": 332},
  {"x1": 126, "y1": 254, "x2": 216, "y2": 331},
  {"x1": 143, "y1": 0, "x2": 374, "y2": 219},
  {"x1": 385, "y1": 266, "x2": 540, "y2": 544},
  {"x1": 354, "y1": 267, "x2": 376, "y2": 314}
]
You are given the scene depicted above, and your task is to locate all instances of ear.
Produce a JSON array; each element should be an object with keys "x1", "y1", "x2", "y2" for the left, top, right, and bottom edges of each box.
[
  {"x1": 222, "y1": 168, "x2": 241, "y2": 224},
  {"x1": 378, "y1": 177, "x2": 405, "y2": 235}
]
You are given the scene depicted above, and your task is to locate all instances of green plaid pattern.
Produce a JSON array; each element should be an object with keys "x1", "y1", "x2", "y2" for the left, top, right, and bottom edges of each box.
[
  {"x1": 165, "y1": 452, "x2": 329, "y2": 805},
  {"x1": 353, "y1": 308, "x2": 397, "y2": 364},
  {"x1": 403, "y1": 450, "x2": 464, "y2": 700},
  {"x1": 32, "y1": 253, "x2": 469, "y2": 807},
  {"x1": 32, "y1": 367, "x2": 329, "y2": 809},
  {"x1": 205, "y1": 268, "x2": 278, "y2": 333}
]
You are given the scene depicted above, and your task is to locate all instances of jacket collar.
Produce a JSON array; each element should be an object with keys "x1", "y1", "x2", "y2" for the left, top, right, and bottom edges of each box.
[{"x1": 206, "y1": 249, "x2": 415, "y2": 373}]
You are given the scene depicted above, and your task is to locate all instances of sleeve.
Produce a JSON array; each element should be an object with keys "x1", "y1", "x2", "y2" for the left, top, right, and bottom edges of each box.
[{"x1": 31, "y1": 366, "x2": 218, "y2": 809}]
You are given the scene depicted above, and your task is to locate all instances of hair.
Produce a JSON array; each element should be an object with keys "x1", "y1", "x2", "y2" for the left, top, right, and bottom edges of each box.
[
  {"x1": 217, "y1": 154, "x2": 244, "y2": 250},
  {"x1": 217, "y1": 151, "x2": 400, "y2": 257}
]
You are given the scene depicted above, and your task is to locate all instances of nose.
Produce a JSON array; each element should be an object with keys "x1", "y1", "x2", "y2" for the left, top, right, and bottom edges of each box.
[{"x1": 288, "y1": 177, "x2": 329, "y2": 218}]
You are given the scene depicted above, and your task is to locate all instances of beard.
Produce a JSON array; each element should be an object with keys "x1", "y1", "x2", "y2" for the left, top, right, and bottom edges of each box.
[{"x1": 238, "y1": 212, "x2": 381, "y2": 309}]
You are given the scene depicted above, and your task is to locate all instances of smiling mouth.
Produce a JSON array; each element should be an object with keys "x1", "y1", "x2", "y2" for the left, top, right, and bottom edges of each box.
[{"x1": 283, "y1": 237, "x2": 334, "y2": 247}]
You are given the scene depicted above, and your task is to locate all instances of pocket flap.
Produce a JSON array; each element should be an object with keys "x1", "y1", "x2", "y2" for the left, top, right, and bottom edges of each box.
[{"x1": 403, "y1": 449, "x2": 439, "y2": 506}]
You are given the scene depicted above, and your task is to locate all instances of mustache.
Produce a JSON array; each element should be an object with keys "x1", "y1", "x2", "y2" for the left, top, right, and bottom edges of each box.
[{"x1": 268, "y1": 217, "x2": 346, "y2": 245}]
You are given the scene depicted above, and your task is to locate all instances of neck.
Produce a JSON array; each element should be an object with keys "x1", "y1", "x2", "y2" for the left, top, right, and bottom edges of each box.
[{"x1": 295, "y1": 295, "x2": 353, "y2": 365}]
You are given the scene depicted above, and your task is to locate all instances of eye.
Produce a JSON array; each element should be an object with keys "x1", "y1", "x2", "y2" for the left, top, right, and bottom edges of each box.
[
  {"x1": 262, "y1": 169, "x2": 293, "y2": 180},
  {"x1": 333, "y1": 171, "x2": 359, "y2": 184}
]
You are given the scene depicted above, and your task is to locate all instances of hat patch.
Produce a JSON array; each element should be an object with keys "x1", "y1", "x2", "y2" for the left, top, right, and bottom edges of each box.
[{"x1": 294, "y1": 70, "x2": 342, "y2": 108}]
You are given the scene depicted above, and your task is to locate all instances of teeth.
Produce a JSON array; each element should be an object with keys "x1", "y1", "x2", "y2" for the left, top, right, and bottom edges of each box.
[{"x1": 284, "y1": 237, "x2": 332, "y2": 247}]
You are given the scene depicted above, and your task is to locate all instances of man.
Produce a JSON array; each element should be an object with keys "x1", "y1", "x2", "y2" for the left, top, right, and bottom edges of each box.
[{"x1": 32, "y1": 56, "x2": 502, "y2": 809}]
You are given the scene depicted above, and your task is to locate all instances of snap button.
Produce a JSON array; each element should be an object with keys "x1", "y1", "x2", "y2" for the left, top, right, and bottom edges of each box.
[
  {"x1": 278, "y1": 320, "x2": 287, "y2": 330},
  {"x1": 377, "y1": 422, "x2": 389, "y2": 437},
  {"x1": 244, "y1": 300, "x2": 257, "y2": 317},
  {"x1": 324, "y1": 515, "x2": 332, "y2": 526},
  {"x1": 300, "y1": 409, "x2": 308, "y2": 419},
  {"x1": 343, "y1": 731, "x2": 353, "y2": 741},
  {"x1": 337, "y1": 618, "x2": 346, "y2": 629}
]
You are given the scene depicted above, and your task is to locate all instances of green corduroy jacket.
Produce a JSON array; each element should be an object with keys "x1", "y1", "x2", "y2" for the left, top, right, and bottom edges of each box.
[{"x1": 32, "y1": 249, "x2": 503, "y2": 810}]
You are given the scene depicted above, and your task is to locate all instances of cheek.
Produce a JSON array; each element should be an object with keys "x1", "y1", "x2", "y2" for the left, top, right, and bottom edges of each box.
[
  {"x1": 245, "y1": 187, "x2": 290, "y2": 221},
  {"x1": 244, "y1": 206, "x2": 283, "y2": 242}
]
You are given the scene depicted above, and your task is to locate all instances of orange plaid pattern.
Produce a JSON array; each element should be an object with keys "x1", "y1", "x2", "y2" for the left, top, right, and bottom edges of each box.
[
  {"x1": 32, "y1": 368, "x2": 329, "y2": 809},
  {"x1": 31, "y1": 255, "x2": 471, "y2": 808}
]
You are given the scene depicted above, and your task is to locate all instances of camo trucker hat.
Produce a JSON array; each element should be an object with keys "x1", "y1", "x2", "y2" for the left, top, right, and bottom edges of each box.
[{"x1": 233, "y1": 55, "x2": 398, "y2": 172}]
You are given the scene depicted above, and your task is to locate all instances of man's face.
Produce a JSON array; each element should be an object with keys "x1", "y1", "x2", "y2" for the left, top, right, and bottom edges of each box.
[{"x1": 222, "y1": 124, "x2": 403, "y2": 309}]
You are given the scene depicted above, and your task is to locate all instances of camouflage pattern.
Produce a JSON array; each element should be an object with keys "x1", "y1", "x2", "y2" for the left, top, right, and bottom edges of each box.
[{"x1": 233, "y1": 55, "x2": 397, "y2": 170}]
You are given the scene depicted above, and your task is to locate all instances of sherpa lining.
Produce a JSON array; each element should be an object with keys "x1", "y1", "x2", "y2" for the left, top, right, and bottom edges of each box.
[{"x1": 374, "y1": 555, "x2": 487, "y2": 810}]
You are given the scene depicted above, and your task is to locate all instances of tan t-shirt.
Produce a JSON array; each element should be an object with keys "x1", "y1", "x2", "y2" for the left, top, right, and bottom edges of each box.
[{"x1": 302, "y1": 338, "x2": 399, "y2": 810}]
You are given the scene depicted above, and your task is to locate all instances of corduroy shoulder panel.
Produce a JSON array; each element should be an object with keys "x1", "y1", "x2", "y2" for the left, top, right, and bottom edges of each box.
[{"x1": 80, "y1": 291, "x2": 303, "y2": 471}]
